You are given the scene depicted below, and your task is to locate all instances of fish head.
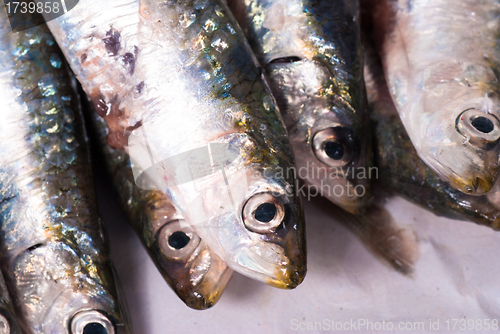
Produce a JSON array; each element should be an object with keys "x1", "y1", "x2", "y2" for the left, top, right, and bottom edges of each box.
[
  {"x1": 144, "y1": 194, "x2": 233, "y2": 309},
  {"x1": 264, "y1": 58, "x2": 372, "y2": 214},
  {"x1": 168, "y1": 161, "x2": 307, "y2": 289},
  {"x1": 402, "y1": 62, "x2": 500, "y2": 195},
  {"x1": 8, "y1": 241, "x2": 130, "y2": 334},
  {"x1": 130, "y1": 135, "x2": 307, "y2": 289}
]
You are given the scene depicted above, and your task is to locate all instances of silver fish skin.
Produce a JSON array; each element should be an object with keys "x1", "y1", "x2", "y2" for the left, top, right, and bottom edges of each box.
[
  {"x1": 0, "y1": 13, "x2": 130, "y2": 334},
  {"x1": 46, "y1": 0, "x2": 306, "y2": 288},
  {"x1": 229, "y1": 0, "x2": 372, "y2": 214},
  {"x1": 89, "y1": 104, "x2": 234, "y2": 310},
  {"x1": 370, "y1": 0, "x2": 500, "y2": 195},
  {"x1": 364, "y1": 28, "x2": 500, "y2": 231}
]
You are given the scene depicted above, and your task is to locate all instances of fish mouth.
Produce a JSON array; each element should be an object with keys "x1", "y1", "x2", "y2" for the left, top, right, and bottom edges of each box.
[
  {"x1": 232, "y1": 242, "x2": 307, "y2": 289},
  {"x1": 447, "y1": 173, "x2": 495, "y2": 195},
  {"x1": 154, "y1": 220, "x2": 233, "y2": 310},
  {"x1": 172, "y1": 265, "x2": 234, "y2": 310},
  {"x1": 267, "y1": 263, "x2": 307, "y2": 289}
]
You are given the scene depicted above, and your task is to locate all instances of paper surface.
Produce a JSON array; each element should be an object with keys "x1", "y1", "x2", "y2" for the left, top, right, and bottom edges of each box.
[{"x1": 96, "y1": 167, "x2": 500, "y2": 334}]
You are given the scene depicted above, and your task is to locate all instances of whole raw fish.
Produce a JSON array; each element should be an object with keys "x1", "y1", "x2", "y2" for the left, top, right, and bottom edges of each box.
[
  {"x1": 369, "y1": 0, "x2": 500, "y2": 195},
  {"x1": 364, "y1": 27, "x2": 500, "y2": 230},
  {"x1": 230, "y1": 0, "x2": 372, "y2": 214},
  {"x1": 0, "y1": 13, "x2": 130, "y2": 333},
  {"x1": 89, "y1": 106, "x2": 233, "y2": 309},
  {"x1": 46, "y1": 0, "x2": 306, "y2": 288},
  {"x1": 0, "y1": 270, "x2": 21, "y2": 334}
]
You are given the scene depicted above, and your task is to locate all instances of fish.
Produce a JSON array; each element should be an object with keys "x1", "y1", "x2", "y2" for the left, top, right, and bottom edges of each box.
[
  {"x1": 87, "y1": 100, "x2": 234, "y2": 310},
  {"x1": 0, "y1": 270, "x2": 21, "y2": 334},
  {"x1": 364, "y1": 22, "x2": 500, "y2": 230},
  {"x1": 229, "y1": 0, "x2": 372, "y2": 214},
  {"x1": 0, "y1": 12, "x2": 131, "y2": 333},
  {"x1": 46, "y1": 0, "x2": 307, "y2": 288},
  {"x1": 230, "y1": 0, "x2": 419, "y2": 273},
  {"x1": 368, "y1": 0, "x2": 500, "y2": 195}
]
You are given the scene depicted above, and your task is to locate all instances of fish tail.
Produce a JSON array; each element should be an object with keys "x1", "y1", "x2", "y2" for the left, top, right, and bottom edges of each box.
[{"x1": 335, "y1": 204, "x2": 420, "y2": 275}]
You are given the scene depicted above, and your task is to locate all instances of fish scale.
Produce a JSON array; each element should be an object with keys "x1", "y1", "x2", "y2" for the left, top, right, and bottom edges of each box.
[{"x1": 0, "y1": 12, "x2": 130, "y2": 334}]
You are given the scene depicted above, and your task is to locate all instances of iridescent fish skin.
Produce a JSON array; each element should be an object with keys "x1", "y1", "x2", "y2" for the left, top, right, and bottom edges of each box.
[
  {"x1": 46, "y1": 0, "x2": 306, "y2": 288},
  {"x1": 0, "y1": 270, "x2": 21, "y2": 334},
  {"x1": 229, "y1": 0, "x2": 372, "y2": 214},
  {"x1": 89, "y1": 108, "x2": 233, "y2": 310},
  {"x1": 364, "y1": 31, "x2": 500, "y2": 230},
  {"x1": 370, "y1": 0, "x2": 500, "y2": 195},
  {"x1": 0, "y1": 13, "x2": 130, "y2": 334}
]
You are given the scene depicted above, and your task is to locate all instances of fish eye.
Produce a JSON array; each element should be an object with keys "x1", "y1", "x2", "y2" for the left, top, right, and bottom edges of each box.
[
  {"x1": 157, "y1": 219, "x2": 200, "y2": 260},
  {"x1": 254, "y1": 202, "x2": 277, "y2": 223},
  {"x1": 83, "y1": 323, "x2": 107, "y2": 334},
  {"x1": 243, "y1": 193, "x2": 285, "y2": 233},
  {"x1": 168, "y1": 231, "x2": 191, "y2": 250},
  {"x1": 456, "y1": 108, "x2": 500, "y2": 146},
  {"x1": 0, "y1": 314, "x2": 9, "y2": 334},
  {"x1": 312, "y1": 127, "x2": 356, "y2": 167},
  {"x1": 324, "y1": 141, "x2": 344, "y2": 160},
  {"x1": 70, "y1": 310, "x2": 114, "y2": 334},
  {"x1": 472, "y1": 116, "x2": 494, "y2": 133}
]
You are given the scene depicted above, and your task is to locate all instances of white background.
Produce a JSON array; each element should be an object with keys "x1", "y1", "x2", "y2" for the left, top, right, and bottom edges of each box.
[{"x1": 96, "y1": 167, "x2": 500, "y2": 334}]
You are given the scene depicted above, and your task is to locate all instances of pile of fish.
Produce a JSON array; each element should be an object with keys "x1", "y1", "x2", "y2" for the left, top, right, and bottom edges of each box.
[{"x1": 0, "y1": 0, "x2": 498, "y2": 331}]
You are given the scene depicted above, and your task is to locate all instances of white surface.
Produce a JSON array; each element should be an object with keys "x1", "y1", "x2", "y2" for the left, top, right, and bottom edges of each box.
[{"x1": 96, "y1": 169, "x2": 500, "y2": 334}]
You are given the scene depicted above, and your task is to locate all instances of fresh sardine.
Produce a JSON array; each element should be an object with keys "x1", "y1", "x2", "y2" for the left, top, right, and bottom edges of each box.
[
  {"x1": 364, "y1": 26, "x2": 500, "y2": 230},
  {"x1": 0, "y1": 13, "x2": 130, "y2": 333},
  {"x1": 46, "y1": 0, "x2": 306, "y2": 288},
  {"x1": 88, "y1": 105, "x2": 233, "y2": 309},
  {"x1": 230, "y1": 0, "x2": 419, "y2": 272},
  {"x1": 369, "y1": 0, "x2": 500, "y2": 195},
  {"x1": 229, "y1": 0, "x2": 372, "y2": 214}
]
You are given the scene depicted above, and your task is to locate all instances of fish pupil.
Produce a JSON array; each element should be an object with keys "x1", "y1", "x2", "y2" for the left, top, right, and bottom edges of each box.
[
  {"x1": 324, "y1": 141, "x2": 344, "y2": 160},
  {"x1": 254, "y1": 203, "x2": 277, "y2": 223},
  {"x1": 471, "y1": 117, "x2": 494, "y2": 133},
  {"x1": 82, "y1": 323, "x2": 107, "y2": 334},
  {"x1": 168, "y1": 231, "x2": 190, "y2": 249}
]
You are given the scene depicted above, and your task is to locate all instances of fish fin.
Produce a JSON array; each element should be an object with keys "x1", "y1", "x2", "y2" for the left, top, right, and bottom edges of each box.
[{"x1": 335, "y1": 204, "x2": 420, "y2": 275}]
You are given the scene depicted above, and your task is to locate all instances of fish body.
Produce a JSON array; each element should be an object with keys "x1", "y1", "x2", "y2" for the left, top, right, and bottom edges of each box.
[
  {"x1": 229, "y1": 0, "x2": 372, "y2": 214},
  {"x1": 371, "y1": 0, "x2": 500, "y2": 195},
  {"x1": 47, "y1": 0, "x2": 306, "y2": 288},
  {"x1": 0, "y1": 13, "x2": 130, "y2": 333},
  {"x1": 89, "y1": 107, "x2": 233, "y2": 310},
  {"x1": 364, "y1": 28, "x2": 500, "y2": 230}
]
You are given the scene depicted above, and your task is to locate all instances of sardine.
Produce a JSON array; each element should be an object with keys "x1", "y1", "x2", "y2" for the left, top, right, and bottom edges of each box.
[
  {"x1": 88, "y1": 103, "x2": 233, "y2": 309},
  {"x1": 0, "y1": 13, "x2": 130, "y2": 333},
  {"x1": 369, "y1": 0, "x2": 500, "y2": 195},
  {"x1": 0, "y1": 270, "x2": 21, "y2": 334},
  {"x1": 364, "y1": 24, "x2": 500, "y2": 230},
  {"x1": 46, "y1": 0, "x2": 306, "y2": 288},
  {"x1": 230, "y1": 0, "x2": 419, "y2": 272},
  {"x1": 229, "y1": 0, "x2": 372, "y2": 214}
]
